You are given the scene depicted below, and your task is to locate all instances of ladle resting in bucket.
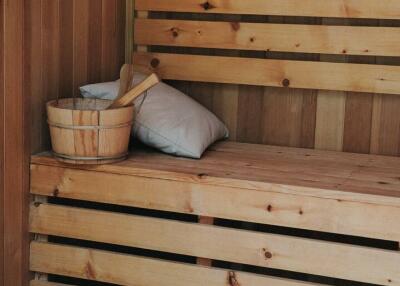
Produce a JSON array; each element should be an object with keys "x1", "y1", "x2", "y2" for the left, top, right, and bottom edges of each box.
[{"x1": 108, "y1": 73, "x2": 160, "y2": 109}]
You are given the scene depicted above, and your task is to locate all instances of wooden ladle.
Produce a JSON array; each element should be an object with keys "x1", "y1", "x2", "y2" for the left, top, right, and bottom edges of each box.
[
  {"x1": 116, "y1": 64, "x2": 135, "y2": 101},
  {"x1": 108, "y1": 73, "x2": 160, "y2": 109}
]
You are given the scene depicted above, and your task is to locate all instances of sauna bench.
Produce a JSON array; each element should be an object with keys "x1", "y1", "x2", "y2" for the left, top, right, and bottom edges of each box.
[
  {"x1": 29, "y1": 141, "x2": 400, "y2": 286},
  {"x1": 31, "y1": 141, "x2": 400, "y2": 207}
]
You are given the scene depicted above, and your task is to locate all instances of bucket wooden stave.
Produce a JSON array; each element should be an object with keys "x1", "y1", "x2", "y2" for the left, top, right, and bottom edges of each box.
[{"x1": 47, "y1": 98, "x2": 134, "y2": 165}]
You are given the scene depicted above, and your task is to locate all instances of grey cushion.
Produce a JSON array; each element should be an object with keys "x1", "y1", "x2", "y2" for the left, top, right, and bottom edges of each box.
[{"x1": 80, "y1": 73, "x2": 229, "y2": 158}]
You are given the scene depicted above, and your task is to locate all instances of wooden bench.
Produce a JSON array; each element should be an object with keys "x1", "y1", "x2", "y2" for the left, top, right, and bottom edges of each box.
[
  {"x1": 28, "y1": 0, "x2": 400, "y2": 285},
  {"x1": 30, "y1": 141, "x2": 400, "y2": 285}
]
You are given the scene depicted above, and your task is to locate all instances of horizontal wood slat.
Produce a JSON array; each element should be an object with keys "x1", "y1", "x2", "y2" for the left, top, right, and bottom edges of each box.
[
  {"x1": 133, "y1": 52, "x2": 400, "y2": 95},
  {"x1": 30, "y1": 242, "x2": 319, "y2": 286},
  {"x1": 30, "y1": 203, "x2": 400, "y2": 284},
  {"x1": 30, "y1": 164, "x2": 400, "y2": 241},
  {"x1": 135, "y1": 19, "x2": 400, "y2": 57},
  {"x1": 135, "y1": 0, "x2": 400, "y2": 19}
]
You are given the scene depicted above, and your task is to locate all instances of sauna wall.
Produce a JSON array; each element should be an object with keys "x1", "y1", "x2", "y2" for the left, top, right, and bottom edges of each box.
[
  {"x1": 26, "y1": 3, "x2": 400, "y2": 157},
  {"x1": 26, "y1": 0, "x2": 126, "y2": 154},
  {"x1": 146, "y1": 12, "x2": 400, "y2": 156},
  {"x1": 1, "y1": 0, "x2": 30, "y2": 285}
]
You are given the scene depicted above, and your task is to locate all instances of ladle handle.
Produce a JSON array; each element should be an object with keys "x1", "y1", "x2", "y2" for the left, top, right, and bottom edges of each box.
[
  {"x1": 116, "y1": 64, "x2": 134, "y2": 101},
  {"x1": 108, "y1": 73, "x2": 160, "y2": 109}
]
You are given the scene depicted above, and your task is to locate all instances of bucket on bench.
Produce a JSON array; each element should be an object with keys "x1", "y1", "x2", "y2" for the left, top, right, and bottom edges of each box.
[{"x1": 47, "y1": 98, "x2": 134, "y2": 165}]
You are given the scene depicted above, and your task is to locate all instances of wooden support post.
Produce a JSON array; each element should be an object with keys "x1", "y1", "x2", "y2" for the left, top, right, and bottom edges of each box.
[{"x1": 125, "y1": 0, "x2": 134, "y2": 63}]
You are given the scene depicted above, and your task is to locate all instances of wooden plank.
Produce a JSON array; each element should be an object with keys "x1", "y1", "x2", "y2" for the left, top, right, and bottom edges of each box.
[
  {"x1": 135, "y1": 0, "x2": 400, "y2": 20},
  {"x1": 31, "y1": 141, "x2": 400, "y2": 200},
  {"x1": 30, "y1": 164, "x2": 400, "y2": 240},
  {"x1": 30, "y1": 242, "x2": 320, "y2": 286},
  {"x1": 125, "y1": 0, "x2": 134, "y2": 63},
  {"x1": 30, "y1": 144, "x2": 400, "y2": 203},
  {"x1": 30, "y1": 203, "x2": 400, "y2": 284},
  {"x1": 370, "y1": 49, "x2": 400, "y2": 156},
  {"x1": 27, "y1": 0, "x2": 45, "y2": 154},
  {"x1": 2, "y1": 0, "x2": 30, "y2": 285},
  {"x1": 87, "y1": 0, "x2": 103, "y2": 83},
  {"x1": 135, "y1": 19, "x2": 400, "y2": 57},
  {"x1": 58, "y1": 0, "x2": 74, "y2": 100},
  {"x1": 72, "y1": 0, "x2": 89, "y2": 97},
  {"x1": 133, "y1": 52, "x2": 400, "y2": 95},
  {"x1": 0, "y1": 2, "x2": 4, "y2": 285},
  {"x1": 314, "y1": 91, "x2": 346, "y2": 151},
  {"x1": 342, "y1": 52, "x2": 375, "y2": 153}
]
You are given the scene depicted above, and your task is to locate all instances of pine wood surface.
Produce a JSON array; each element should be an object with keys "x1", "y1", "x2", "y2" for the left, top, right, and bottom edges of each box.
[
  {"x1": 30, "y1": 203, "x2": 400, "y2": 284},
  {"x1": 30, "y1": 242, "x2": 323, "y2": 286},
  {"x1": 135, "y1": 0, "x2": 400, "y2": 19}
]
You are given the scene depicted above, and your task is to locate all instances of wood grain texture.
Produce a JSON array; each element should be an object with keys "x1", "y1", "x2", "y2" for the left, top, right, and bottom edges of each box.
[
  {"x1": 30, "y1": 203, "x2": 400, "y2": 284},
  {"x1": 0, "y1": 1, "x2": 4, "y2": 285},
  {"x1": 134, "y1": 52, "x2": 400, "y2": 95},
  {"x1": 135, "y1": 19, "x2": 400, "y2": 57},
  {"x1": 1, "y1": 0, "x2": 30, "y2": 285},
  {"x1": 131, "y1": 11, "x2": 400, "y2": 155},
  {"x1": 27, "y1": 0, "x2": 126, "y2": 153},
  {"x1": 30, "y1": 144, "x2": 400, "y2": 239},
  {"x1": 30, "y1": 242, "x2": 320, "y2": 286},
  {"x1": 135, "y1": 0, "x2": 400, "y2": 19}
]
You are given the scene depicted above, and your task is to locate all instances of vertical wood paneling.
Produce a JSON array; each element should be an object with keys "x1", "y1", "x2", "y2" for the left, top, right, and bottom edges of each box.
[
  {"x1": 73, "y1": 0, "x2": 89, "y2": 97},
  {"x1": 343, "y1": 93, "x2": 373, "y2": 153},
  {"x1": 237, "y1": 85, "x2": 263, "y2": 143},
  {"x1": 261, "y1": 16, "x2": 318, "y2": 148},
  {"x1": 28, "y1": 1, "x2": 44, "y2": 153},
  {"x1": 370, "y1": 21, "x2": 400, "y2": 156},
  {"x1": 101, "y1": 0, "x2": 117, "y2": 81},
  {"x1": 58, "y1": 0, "x2": 74, "y2": 99},
  {"x1": 1, "y1": 0, "x2": 30, "y2": 285},
  {"x1": 28, "y1": 0, "x2": 126, "y2": 153},
  {"x1": 314, "y1": 91, "x2": 346, "y2": 151},
  {"x1": 88, "y1": 0, "x2": 103, "y2": 83},
  {"x1": 341, "y1": 19, "x2": 377, "y2": 154},
  {"x1": 370, "y1": 94, "x2": 400, "y2": 155},
  {"x1": 0, "y1": 0, "x2": 4, "y2": 284},
  {"x1": 315, "y1": 19, "x2": 347, "y2": 151}
]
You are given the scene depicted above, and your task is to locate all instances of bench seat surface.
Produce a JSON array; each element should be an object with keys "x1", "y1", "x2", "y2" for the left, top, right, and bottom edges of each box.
[{"x1": 31, "y1": 141, "x2": 400, "y2": 205}]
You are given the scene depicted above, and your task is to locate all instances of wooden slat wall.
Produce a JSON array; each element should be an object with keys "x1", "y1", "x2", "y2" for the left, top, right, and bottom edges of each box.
[
  {"x1": 135, "y1": 0, "x2": 400, "y2": 19},
  {"x1": 133, "y1": 3, "x2": 400, "y2": 155},
  {"x1": 27, "y1": 0, "x2": 126, "y2": 154},
  {"x1": 30, "y1": 242, "x2": 320, "y2": 286},
  {"x1": 29, "y1": 203, "x2": 400, "y2": 284}
]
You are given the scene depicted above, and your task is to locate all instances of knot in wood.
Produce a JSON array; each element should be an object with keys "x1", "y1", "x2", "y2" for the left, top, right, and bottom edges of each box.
[
  {"x1": 150, "y1": 58, "x2": 160, "y2": 68},
  {"x1": 228, "y1": 271, "x2": 240, "y2": 286},
  {"x1": 264, "y1": 251, "x2": 273, "y2": 259},
  {"x1": 282, "y1": 78, "x2": 290, "y2": 87},
  {"x1": 200, "y1": 1, "x2": 215, "y2": 10},
  {"x1": 230, "y1": 22, "x2": 240, "y2": 31},
  {"x1": 171, "y1": 27, "x2": 179, "y2": 38},
  {"x1": 33, "y1": 202, "x2": 42, "y2": 208}
]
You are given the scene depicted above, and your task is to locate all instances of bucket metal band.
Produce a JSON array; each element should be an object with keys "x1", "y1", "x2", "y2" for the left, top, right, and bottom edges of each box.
[
  {"x1": 53, "y1": 152, "x2": 128, "y2": 161},
  {"x1": 47, "y1": 120, "x2": 133, "y2": 130}
]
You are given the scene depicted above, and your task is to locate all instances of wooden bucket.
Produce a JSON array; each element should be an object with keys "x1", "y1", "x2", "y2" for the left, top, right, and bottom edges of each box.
[{"x1": 47, "y1": 98, "x2": 134, "y2": 165}]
